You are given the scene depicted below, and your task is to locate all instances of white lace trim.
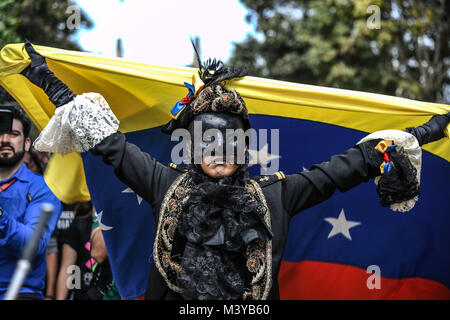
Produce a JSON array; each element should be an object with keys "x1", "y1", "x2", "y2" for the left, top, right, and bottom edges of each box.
[
  {"x1": 358, "y1": 130, "x2": 422, "y2": 212},
  {"x1": 34, "y1": 93, "x2": 119, "y2": 155}
]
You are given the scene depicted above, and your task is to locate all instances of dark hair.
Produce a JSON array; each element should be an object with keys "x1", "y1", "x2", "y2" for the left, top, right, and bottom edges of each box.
[
  {"x1": 74, "y1": 201, "x2": 93, "y2": 218},
  {"x1": 28, "y1": 147, "x2": 45, "y2": 174},
  {"x1": 12, "y1": 107, "x2": 31, "y2": 138}
]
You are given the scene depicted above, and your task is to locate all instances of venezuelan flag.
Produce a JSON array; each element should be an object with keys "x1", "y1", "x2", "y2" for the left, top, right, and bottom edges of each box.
[{"x1": 0, "y1": 43, "x2": 449, "y2": 299}]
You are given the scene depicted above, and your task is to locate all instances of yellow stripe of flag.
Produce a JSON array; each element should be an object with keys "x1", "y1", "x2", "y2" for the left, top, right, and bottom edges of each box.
[{"x1": 1, "y1": 43, "x2": 448, "y2": 203}]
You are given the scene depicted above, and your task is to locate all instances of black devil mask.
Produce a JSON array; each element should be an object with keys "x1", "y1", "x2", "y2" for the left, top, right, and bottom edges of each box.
[{"x1": 188, "y1": 112, "x2": 249, "y2": 165}]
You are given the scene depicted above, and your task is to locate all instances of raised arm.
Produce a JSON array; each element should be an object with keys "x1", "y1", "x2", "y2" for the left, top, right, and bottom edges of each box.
[
  {"x1": 0, "y1": 182, "x2": 62, "y2": 257},
  {"x1": 284, "y1": 114, "x2": 449, "y2": 216},
  {"x1": 21, "y1": 41, "x2": 173, "y2": 207},
  {"x1": 283, "y1": 139, "x2": 381, "y2": 216},
  {"x1": 89, "y1": 132, "x2": 174, "y2": 207}
]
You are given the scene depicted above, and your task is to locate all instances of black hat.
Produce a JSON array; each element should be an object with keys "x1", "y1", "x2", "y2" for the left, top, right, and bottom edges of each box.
[{"x1": 161, "y1": 56, "x2": 250, "y2": 135}]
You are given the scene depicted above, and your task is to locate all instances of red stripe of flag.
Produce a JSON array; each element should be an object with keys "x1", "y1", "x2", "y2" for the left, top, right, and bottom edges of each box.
[
  {"x1": 122, "y1": 295, "x2": 145, "y2": 300},
  {"x1": 279, "y1": 260, "x2": 450, "y2": 300}
]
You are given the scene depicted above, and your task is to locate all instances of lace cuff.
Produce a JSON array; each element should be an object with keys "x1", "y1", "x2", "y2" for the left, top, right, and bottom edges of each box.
[
  {"x1": 34, "y1": 93, "x2": 119, "y2": 155},
  {"x1": 357, "y1": 130, "x2": 422, "y2": 212}
]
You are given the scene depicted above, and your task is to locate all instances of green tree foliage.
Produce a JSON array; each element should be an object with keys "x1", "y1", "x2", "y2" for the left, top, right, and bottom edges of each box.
[
  {"x1": 230, "y1": 0, "x2": 449, "y2": 103},
  {"x1": 0, "y1": 0, "x2": 93, "y2": 102},
  {"x1": 0, "y1": 0, "x2": 92, "y2": 49}
]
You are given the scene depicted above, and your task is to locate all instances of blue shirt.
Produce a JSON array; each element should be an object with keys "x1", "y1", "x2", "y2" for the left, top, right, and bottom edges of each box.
[{"x1": 0, "y1": 163, "x2": 62, "y2": 299}]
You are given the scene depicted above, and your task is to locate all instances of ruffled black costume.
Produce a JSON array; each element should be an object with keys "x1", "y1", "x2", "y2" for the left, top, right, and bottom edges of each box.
[{"x1": 175, "y1": 161, "x2": 272, "y2": 300}]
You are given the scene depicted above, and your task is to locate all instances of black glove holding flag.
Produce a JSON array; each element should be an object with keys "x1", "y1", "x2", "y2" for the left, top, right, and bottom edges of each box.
[
  {"x1": 21, "y1": 40, "x2": 75, "y2": 108},
  {"x1": 368, "y1": 112, "x2": 449, "y2": 209},
  {"x1": 406, "y1": 112, "x2": 450, "y2": 146}
]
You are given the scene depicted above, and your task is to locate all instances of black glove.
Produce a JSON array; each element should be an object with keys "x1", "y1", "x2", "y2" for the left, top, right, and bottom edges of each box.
[
  {"x1": 406, "y1": 112, "x2": 450, "y2": 146},
  {"x1": 21, "y1": 40, "x2": 75, "y2": 108}
]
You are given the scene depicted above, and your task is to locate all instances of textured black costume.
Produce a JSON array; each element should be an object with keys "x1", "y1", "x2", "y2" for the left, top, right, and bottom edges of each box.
[{"x1": 91, "y1": 131, "x2": 391, "y2": 299}]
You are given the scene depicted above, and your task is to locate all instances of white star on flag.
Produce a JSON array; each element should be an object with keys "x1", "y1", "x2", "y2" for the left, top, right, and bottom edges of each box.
[
  {"x1": 122, "y1": 187, "x2": 143, "y2": 205},
  {"x1": 248, "y1": 144, "x2": 281, "y2": 168},
  {"x1": 324, "y1": 208, "x2": 361, "y2": 240},
  {"x1": 97, "y1": 211, "x2": 113, "y2": 231}
]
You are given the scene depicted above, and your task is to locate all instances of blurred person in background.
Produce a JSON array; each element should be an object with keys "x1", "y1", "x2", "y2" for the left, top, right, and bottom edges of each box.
[
  {"x1": 44, "y1": 202, "x2": 76, "y2": 300},
  {"x1": 23, "y1": 147, "x2": 56, "y2": 300},
  {"x1": 0, "y1": 106, "x2": 62, "y2": 300},
  {"x1": 23, "y1": 147, "x2": 47, "y2": 175},
  {"x1": 23, "y1": 146, "x2": 58, "y2": 300},
  {"x1": 87, "y1": 215, "x2": 121, "y2": 300},
  {"x1": 56, "y1": 201, "x2": 94, "y2": 300}
]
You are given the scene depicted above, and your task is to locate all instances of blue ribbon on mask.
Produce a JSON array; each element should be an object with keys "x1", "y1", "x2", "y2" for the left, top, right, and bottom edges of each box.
[{"x1": 170, "y1": 82, "x2": 196, "y2": 119}]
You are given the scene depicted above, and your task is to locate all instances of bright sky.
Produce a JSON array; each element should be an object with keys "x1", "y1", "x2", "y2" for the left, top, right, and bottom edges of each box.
[{"x1": 74, "y1": 0, "x2": 255, "y2": 67}]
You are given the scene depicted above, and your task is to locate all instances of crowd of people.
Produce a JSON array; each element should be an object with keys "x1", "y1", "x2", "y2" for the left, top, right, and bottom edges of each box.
[{"x1": 0, "y1": 107, "x2": 120, "y2": 300}]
